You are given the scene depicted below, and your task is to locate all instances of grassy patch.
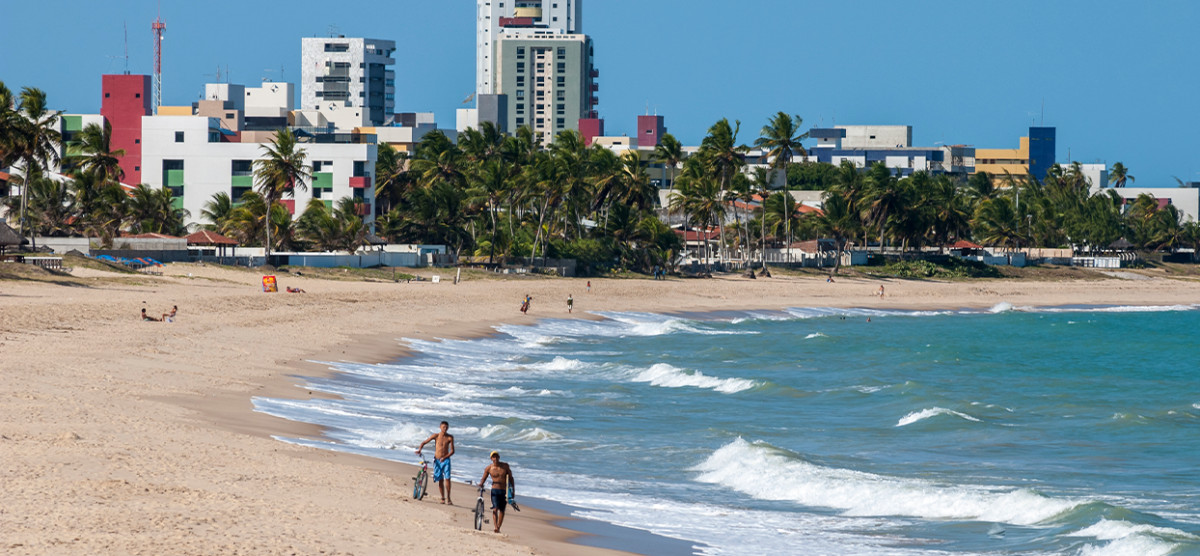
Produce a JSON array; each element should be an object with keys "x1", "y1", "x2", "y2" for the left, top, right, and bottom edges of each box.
[{"x1": 869, "y1": 259, "x2": 1003, "y2": 280}]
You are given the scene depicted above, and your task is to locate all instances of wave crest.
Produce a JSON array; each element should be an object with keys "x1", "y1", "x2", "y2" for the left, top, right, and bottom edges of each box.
[
  {"x1": 630, "y1": 363, "x2": 758, "y2": 394},
  {"x1": 896, "y1": 407, "x2": 982, "y2": 427}
]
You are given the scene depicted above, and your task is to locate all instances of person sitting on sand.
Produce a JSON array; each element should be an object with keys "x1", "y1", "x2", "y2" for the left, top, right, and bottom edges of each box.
[
  {"x1": 141, "y1": 308, "x2": 160, "y2": 322},
  {"x1": 161, "y1": 305, "x2": 177, "y2": 322},
  {"x1": 416, "y1": 421, "x2": 456, "y2": 505},
  {"x1": 286, "y1": 286, "x2": 306, "y2": 293},
  {"x1": 480, "y1": 451, "x2": 515, "y2": 533}
]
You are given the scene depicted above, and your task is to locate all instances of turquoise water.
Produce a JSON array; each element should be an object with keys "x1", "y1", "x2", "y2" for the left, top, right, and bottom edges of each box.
[{"x1": 256, "y1": 304, "x2": 1200, "y2": 555}]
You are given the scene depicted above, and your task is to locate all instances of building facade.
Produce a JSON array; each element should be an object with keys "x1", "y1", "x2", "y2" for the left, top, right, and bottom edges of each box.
[
  {"x1": 140, "y1": 113, "x2": 377, "y2": 231},
  {"x1": 101, "y1": 74, "x2": 152, "y2": 185},
  {"x1": 974, "y1": 126, "x2": 1056, "y2": 183},
  {"x1": 493, "y1": 32, "x2": 596, "y2": 138},
  {"x1": 300, "y1": 37, "x2": 396, "y2": 127},
  {"x1": 476, "y1": 0, "x2": 582, "y2": 96},
  {"x1": 808, "y1": 126, "x2": 975, "y2": 176}
]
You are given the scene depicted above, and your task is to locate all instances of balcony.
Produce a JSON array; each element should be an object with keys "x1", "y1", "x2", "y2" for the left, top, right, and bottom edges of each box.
[
  {"x1": 355, "y1": 202, "x2": 371, "y2": 216},
  {"x1": 349, "y1": 176, "x2": 372, "y2": 189},
  {"x1": 590, "y1": 69, "x2": 599, "y2": 78},
  {"x1": 590, "y1": 83, "x2": 599, "y2": 92},
  {"x1": 312, "y1": 172, "x2": 333, "y2": 190},
  {"x1": 282, "y1": 199, "x2": 295, "y2": 215}
]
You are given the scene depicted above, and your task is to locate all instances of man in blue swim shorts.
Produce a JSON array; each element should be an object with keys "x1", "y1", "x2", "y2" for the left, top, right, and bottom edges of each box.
[
  {"x1": 480, "y1": 450, "x2": 515, "y2": 533},
  {"x1": 416, "y1": 421, "x2": 456, "y2": 504}
]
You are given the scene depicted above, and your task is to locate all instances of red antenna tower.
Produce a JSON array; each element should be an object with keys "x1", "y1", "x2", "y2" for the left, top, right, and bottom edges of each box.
[{"x1": 152, "y1": 15, "x2": 166, "y2": 114}]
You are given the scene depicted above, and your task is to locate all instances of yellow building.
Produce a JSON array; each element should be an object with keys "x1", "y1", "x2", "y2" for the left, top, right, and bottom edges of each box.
[{"x1": 972, "y1": 126, "x2": 1056, "y2": 184}]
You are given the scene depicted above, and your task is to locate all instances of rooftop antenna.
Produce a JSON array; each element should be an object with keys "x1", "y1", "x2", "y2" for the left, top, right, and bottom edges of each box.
[
  {"x1": 107, "y1": 22, "x2": 131, "y2": 74},
  {"x1": 327, "y1": 24, "x2": 340, "y2": 38},
  {"x1": 152, "y1": 10, "x2": 166, "y2": 114}
]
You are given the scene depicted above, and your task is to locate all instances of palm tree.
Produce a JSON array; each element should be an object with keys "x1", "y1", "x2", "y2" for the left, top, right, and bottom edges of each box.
[
  {"x1": 815, "y1": 192, "x2": 859, "y2": 274},
  {"x1": 699, "y1": 118, "x2": 748, "y2": 265},
  {"x1": 861, "y1": 163, "x2": 903, "y2": 252},
  {"x1": 373, "y1": 143, "x2": 411, "y2": 215},
  {"x1": 1108, "y1": 162, "x2": 1134, "y2": 188},
  {"x1": 749, "y1": 167, "x2": 776, "y2": 270},
  {"x1": 755, "y1": 111, "x2": 808, "y2": 171},
  {"x1": 253, "y1": 129, "x2": 309, "y2": 262},
  {"x1": 652, "y1": 133, "x2": 685, "y2": 191},
  {"x1": 126, "y1": 184, "x2": 190, "y2": 235},
  {"x1": 201, "y1": 192, "x2": 235, "y2": 232},
  {"x1": 71, "y1": 121, "x2": 126, "y2": 185},
  {"x1": 11, "y1": 87, "x2": 63, "y2": 243}
]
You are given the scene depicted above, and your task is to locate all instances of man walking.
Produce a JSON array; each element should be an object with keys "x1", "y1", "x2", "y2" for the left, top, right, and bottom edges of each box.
[
  {"x1": 479, "y1": 451, "x2": 515, "y2": 533},
  {"x1": 416, "y1": 421, "x2": 456, "y2": 504}
]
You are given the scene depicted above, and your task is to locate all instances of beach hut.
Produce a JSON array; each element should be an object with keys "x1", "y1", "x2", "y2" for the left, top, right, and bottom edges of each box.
[
  {"x1": 185, "y1": 230, "x2": 239, "y2": 259},
  {"x1": 0, "y1": 220, "x2": 24, "y2": 257},
  {"x1": 947, "y1": 239, "x2": 985, "y2": 256}
]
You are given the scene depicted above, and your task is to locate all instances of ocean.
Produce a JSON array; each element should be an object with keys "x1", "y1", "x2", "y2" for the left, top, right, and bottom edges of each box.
[{"x1": 254, "y1": 303, "x2": 1200, "y2": 555}]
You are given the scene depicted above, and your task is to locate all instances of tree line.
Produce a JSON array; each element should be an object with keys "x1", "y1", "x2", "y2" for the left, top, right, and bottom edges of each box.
[{"x1": 4, "y1": 80, "x2": 1198, "y2": 273}]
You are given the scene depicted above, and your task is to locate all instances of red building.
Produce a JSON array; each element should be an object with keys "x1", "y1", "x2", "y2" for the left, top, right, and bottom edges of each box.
[
  {"x1": 578, "y1": 117, "x2": 604, "y2": 146},
  {"x1": 101, "y1": 75, "x2": 152, "y2": 185},
  {"x1": 637, "y1": 115, "x2": 666, "y2": 149}
]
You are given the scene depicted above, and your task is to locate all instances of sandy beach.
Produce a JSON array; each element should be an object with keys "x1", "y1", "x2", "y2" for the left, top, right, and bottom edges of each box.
[{"x1": 2, "y1": 262, "x2": 1198, "y2": 555}]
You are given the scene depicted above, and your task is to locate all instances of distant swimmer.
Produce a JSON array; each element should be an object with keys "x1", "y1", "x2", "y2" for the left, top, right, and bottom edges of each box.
[
  {"x1": 416, "y1": 421, "x2": 456, "y2": 505},
  {"x1": 479, "y1": 451, "x2": 516, "y2": 533}
]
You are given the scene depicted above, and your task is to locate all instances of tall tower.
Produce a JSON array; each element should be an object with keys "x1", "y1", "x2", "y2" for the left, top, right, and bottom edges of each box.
[
  {"x1": 477, "y1": 0, "x2": 582, "y2": 96},
  {"x1": 300, "y1": 37, "x2": 396, "y2": 127},
  {"x1": 151, "y1": 16, "x2": 165, "y2": 114}
]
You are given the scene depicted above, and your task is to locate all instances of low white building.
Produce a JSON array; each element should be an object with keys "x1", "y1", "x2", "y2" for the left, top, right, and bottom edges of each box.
[{"x1": 140, "y1": 115, "x2": 377, "y2": 230}]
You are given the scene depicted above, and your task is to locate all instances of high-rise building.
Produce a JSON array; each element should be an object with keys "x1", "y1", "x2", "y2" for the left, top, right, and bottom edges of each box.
[
  {"x1": 493, "y1": 32, "x2": 596, "y2": 138},
  {"x1": 477, "y1": 0, "x2": 582, "y2": 96},
  {"x1": 301, "y1": 37, "x2": 396, "y2": 127},
  {"x1": 101, "y1": 74, "x2": 152, "y2": 185}
]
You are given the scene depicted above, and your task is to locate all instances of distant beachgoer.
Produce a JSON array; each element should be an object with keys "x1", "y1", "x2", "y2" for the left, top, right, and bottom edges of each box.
[
  {"x1": 877, "y1": 284, "x2": 885, "y2": 298},
  {"x1": 586, "y1": 281, "x2": 591, "y2": 293},
  {"x1": 520, "y1": 294, "x2": 531, "y2": 314},
  {"x1": 827, "y1": 275, "x2": 834, "y2": 283},
  {"x1": 161, "y1": 305, "x2": 177, "y2": 322},
  {"x1": 141, "y1": 308, "x2": 160, "y2": 322},
  {"x1": 480, "y1": 451, "x2": 515, "y2": 533},
  {"x1": 416, "y1": 421, "x2": 456, "y2": 505},
  {"x1": 286, "y1": 286, "x2": 306, "y2": 293},
  {"x1": 567, "y1": 294, "x2": 574, "y2": 313}
]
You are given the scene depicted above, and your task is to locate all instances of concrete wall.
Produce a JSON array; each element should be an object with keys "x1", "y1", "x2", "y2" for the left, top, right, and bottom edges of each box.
[{"x1": 283, "y1": 252, "x2": 423, "y2": 268}]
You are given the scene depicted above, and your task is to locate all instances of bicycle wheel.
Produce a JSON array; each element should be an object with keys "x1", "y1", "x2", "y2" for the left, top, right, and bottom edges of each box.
[
  {"x1": 413, "y1": 468, "x2": 427, "y2": 500},
  {"x1": 474, "y1": 498, "x2": 485, "y2": 530}
]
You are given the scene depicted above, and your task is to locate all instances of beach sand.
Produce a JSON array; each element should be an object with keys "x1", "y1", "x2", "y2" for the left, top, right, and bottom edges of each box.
[{"x1": 2, "y1": 262, "x2": 1198, "y2": 555}]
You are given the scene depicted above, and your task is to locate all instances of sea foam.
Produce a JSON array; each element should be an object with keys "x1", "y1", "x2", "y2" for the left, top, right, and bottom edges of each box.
[
  {"x1": 630, "y1": 363, "x2": 758, "y2": 394},
  {"x1": 692, "y1": 438, "x2": 1081, "y2": 526}
]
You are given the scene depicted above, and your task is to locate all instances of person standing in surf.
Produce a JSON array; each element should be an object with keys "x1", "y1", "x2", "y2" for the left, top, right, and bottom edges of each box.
[
  {"x1": 480, "y1": 451, "x2": 515, "y2": 533},
  {"x1": 416, "y1": 421, "x2": 456, "y2": 505}
]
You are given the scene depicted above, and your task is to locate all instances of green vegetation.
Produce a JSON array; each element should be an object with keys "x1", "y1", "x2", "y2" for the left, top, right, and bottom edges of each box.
[{"x1": 871, "y1": 259, "x2": 1002, "y2": 280}]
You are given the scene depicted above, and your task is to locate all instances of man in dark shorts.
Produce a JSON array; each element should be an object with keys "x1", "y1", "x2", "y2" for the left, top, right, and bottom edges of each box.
[
  {"x1": 416, "y1": 421, "x2": 456, "y2": 504},
  {"x1": 480, "y1": 450, "x2": 515, "y2": 533}
]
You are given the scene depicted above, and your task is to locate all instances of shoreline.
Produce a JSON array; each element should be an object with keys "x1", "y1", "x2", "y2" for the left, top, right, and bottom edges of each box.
[{"x1": 3, "y1": 264, "x2": 1200, "y2": 554}]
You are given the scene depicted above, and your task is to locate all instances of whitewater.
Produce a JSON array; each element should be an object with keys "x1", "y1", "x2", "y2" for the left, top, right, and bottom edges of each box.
[{"x1": 255, "y1": 304, "x2": 1200, "y2": 555}]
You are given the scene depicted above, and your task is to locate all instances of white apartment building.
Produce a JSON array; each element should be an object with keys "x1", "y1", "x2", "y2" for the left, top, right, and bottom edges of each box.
[
  {"x1": 477, "y1": 0, "x2": 582, "y2": 96},
  {"x1": 140, "y1": 115, "x2": 377, "y2": 231},
  {"x1": 301, "y1": 37, "x2": 396, "y2": 126}
]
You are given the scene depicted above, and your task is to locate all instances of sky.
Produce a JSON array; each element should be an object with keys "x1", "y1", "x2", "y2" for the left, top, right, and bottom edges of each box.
[{"x1": 2, "y1": 0, "x2": 1197, "y2": 187}]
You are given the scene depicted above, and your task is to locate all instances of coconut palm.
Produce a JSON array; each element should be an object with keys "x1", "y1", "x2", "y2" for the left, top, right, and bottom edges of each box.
[
  {"x1": 754, "y1": 111, "x2": 808, "y2": 171},
  {"x1": 373, "y1": 143, "x2": 411, "y2": 215},
  {"x1": 201, "y1": 192, "x2": 235, "y2": 232},
  {"x1": 698, "y1": 118, "x2": 748, "y2": 264},
  {"x1": 815, "y1": 192, "x2": 858, "y2": 274},
  {"x1": 126, "y1": 184, "x2": 190, "y2": 235},
  {"x1": 652, "y1": 133, "x2": 685, "y2": 191},
  {"x1": 71, "y1": 121, "x2": 126, "y2": 185},
  {"x1": 253, "y1": 128, "x2": 309, "y2": 262},
  {"x1": 861, "y1": 163, "x2": 904, "y2": 252},
  {"x1": 1108, "y1": 162, "x2": 1134, "y2": 188},
  {"x1": 11, "y1": 87, "x2": 63, "y2": 242}
]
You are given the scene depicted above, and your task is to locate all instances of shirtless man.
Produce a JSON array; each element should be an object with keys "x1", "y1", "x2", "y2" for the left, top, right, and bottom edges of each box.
[
  {"x1": 479, "y1": 451, "x2": 515, "y2": 533},
  {"x1": 416, "y1": 421, "x2": 456, "y2": 504}
]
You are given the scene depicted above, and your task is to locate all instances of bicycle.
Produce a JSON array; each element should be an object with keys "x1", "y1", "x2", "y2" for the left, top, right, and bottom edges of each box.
[
  {"x1": 473, "y1": 484, "x2": 488, "y2": 531},
  {"x1": 412, "y1": 454, "x2": 430, "y2": 500}
]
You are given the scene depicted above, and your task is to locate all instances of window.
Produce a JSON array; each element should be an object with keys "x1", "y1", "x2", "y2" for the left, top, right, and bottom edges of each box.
[
  {"x1": 517, "y1": 62, "x2": 525, "y2": 71},
  {"x1": 105, "y1": 93, "x2": 110, "y2": 98},
  {"x1": 557, "y1": 63, "x2": 565, "y2": 72},
  {"x1": 312, "y1": 187, "x2": 322, "y2": 199},
  {"x1": 557, "y1": 90, "x2": 565, "y2": 100},
  {"x1": 557, "y1": 76, "x2": 565, "y2": 85},
  {"x1": 324, "y1": 42, "x2": 350, "y2": 52},
  {"x1": 516, "y1": 90, "x2": 525, "y2": 98},
  {"x1": 134, "y1": 139, "x2": 140, "y2": 144},
  {"x1": 231, "y1": 160, "x2": 253, "y2": 176},
  {"x1": 556, "y1": 118, "x2": 565, "y2": 127},
  {"x1": 225, "y1": 112, "x2": 235, "y2": 119},
  {"x1": 557, "y1": 47, "x2": 566, "y2": 59},
  {"x1": 517, "y1": 117, "x2": 525, "y2": 125},
  {"x1": 174, "y1": 131, "x2": 185, "y2": 143},
  {"x1": 135, "y1": 93, "x2": 141, "y2": 98}
]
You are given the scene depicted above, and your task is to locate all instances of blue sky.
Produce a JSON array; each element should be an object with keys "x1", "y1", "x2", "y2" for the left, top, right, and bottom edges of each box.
[{"x1": 2, "y1": 0, "x2": 1197, "y2": 186}]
